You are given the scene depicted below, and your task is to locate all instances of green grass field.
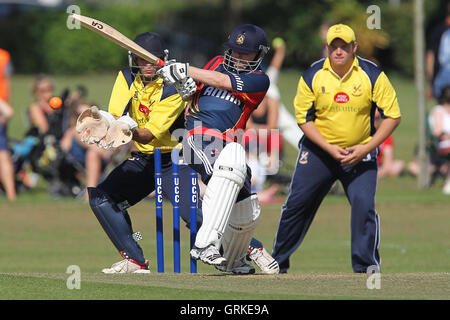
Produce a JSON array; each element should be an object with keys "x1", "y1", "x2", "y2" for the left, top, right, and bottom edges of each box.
[{"x1": 0, "y1": 71, "x2": 449, "y2": 301}]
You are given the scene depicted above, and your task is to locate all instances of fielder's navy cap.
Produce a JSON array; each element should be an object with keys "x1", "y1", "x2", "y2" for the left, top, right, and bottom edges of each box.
[
  {"x1": 223, "y1": 24, "x2": 268, "y2": 54},
  {"x1": 133, "y1": 32, "x2": 165, "y2": 58}
]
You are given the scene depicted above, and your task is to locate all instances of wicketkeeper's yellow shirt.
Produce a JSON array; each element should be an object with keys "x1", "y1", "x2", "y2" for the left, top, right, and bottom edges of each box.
[
  {"x1": 108, "y1": 69, "x2": 186, "y2": 154},
  {"x1": 294, "y1": 56, "x2": 401, "y2": 148}
]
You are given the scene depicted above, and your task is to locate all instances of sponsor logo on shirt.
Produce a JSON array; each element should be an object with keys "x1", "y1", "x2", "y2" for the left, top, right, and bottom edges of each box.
[
  {"x1": 233, "y1": 74, "x2": 244, "y2": 91},
  {"x1": 351, "y1": 84, "x2": 362, "y2": 97},
  {"x1": 328, "y1": 105, "x2": 361, "y2": 112},
  {"x1": 334, "y1": 92, "x2": 349, "y2": 103},
  {"x1": 202, "y1": 86, "x2": 241, "y2": 106},
  {"x1": 139, "y1": 104, "x2": 150, "y2": 116}
]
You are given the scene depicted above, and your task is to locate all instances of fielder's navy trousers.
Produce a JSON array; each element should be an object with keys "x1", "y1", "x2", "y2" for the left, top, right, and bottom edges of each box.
[
  {"x1": 98, "y1": 150, "x2": 202, "y2": 228},
  {"x1": 272, "y1": 137, "x2": 381, "y2": 273}
]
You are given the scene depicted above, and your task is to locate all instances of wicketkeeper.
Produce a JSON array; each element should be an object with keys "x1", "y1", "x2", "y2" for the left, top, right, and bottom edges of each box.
[{"x1": 77, "y1": 32, "x2": 199, "y2": 273}]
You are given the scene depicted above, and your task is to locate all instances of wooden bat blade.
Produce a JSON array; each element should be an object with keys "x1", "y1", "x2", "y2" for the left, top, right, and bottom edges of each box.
[{"x1": 69, "y1": 13, "x2": 164, "y2": 67}]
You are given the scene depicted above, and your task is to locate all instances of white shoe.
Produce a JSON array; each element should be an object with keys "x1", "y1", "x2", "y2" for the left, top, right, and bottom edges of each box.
[
  {"x1": 190, "y1": 245, "x2": 227, "y2": 266},
  {"x1": 216, "y1": 257, "x2": 255, "y2": 274},
  {"x1": 247, "y1": 247, "x2": 280, "y2": 274},
  {"x1": 101, "y1": 259, "x2": 150, "y2": 274}
]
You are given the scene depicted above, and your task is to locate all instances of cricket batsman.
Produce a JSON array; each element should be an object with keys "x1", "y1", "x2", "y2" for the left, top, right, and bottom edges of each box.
[{"x1": 157, "y1": 24, "x2": 280, "y2": 274}]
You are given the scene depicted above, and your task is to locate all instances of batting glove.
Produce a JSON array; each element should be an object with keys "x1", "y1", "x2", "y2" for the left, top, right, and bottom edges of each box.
[
  {"x1": 98, "y1": 115, "x2": 138, "y2": 149},
  {"x1": 175, "y1": 77, "x2": 197, "y2": 100},
  {"x1": 76, "y1": 106, "x2": 114, "y2": 144},
  {"x1": 157, "y1": 62, "x2": 189, "y2": 85}
]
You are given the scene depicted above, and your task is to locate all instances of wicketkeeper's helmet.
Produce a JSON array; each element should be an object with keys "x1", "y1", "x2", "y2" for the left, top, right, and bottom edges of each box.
[
  {"x1": 223, "y1": 24, "x2": 269, "y2": 74},
  {"x1": 128, "y1": 32, "x2": 168, "y2": 80}
]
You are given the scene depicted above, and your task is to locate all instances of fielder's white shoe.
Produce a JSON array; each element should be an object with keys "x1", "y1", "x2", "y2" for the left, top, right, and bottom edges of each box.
[
  {"x1": 216, "y1": 257, "x2": 255, "y2": 274},
  {"x1": 101, "y1": 259, "x2": 150, "y2": 274},
  {"x1": 247, "y1": 247, "x2": 280, "y2": 274},
  {"x1": 190, "y1": 245, "x2": 227, "y2": 266}
]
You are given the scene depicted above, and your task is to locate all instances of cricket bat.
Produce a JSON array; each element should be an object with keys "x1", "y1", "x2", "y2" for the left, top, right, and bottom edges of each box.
[{"x1": 69, "y1": 13, "x2": 165, "y2": 67}]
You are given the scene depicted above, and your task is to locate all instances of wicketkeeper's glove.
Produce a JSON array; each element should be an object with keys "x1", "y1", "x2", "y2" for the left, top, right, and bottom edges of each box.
[
  {"x1": 175, "y1": 77, "x2": 197, "y2": 100},
  {"x1": 156, "y1": 62, "x2": 189, "y2": 85},
  {"x1": 98, "y1": 115, "x2": 138, "y2": 149},
  {"x1": 75, "y1": 106, "x2": 115, "y2": 144}
]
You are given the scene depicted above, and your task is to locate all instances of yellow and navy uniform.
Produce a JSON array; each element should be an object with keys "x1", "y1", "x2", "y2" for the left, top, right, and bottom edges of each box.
[
  {"x1": 93, "y1": 68, "x2": 200, "y2": 267},
  {"x1": 108, "y1": 68, "x2": 186, "y2": 154},
  {"x1": 272, "y1": 55, "x2": 401, "y2": 273},
  {"x1": 294, "y1": 56, "x2": 401, "y2": 148}
]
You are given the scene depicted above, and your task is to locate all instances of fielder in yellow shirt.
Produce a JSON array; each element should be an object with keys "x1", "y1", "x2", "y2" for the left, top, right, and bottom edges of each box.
[{"x1": 272, "y1": 24, "x2": 401, "y2": 273}]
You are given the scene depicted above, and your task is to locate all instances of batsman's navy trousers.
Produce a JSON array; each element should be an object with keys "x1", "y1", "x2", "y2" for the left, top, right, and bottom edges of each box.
[
  {"x1": 182, "y1": 133, "x2": 264, "y2": 249},
  {"x1": 272, "y1": 137, "x2": 381, "y2": 273},
  {"x1": 98, "y1": 150, "x2": 202, "y2": 228},
  {"x1": 182, "y1": 133, "x2": 253, "y2": 203}
]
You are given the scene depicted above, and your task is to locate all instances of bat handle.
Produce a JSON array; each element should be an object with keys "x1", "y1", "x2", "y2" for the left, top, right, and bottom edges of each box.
[{"x1": 157, "y1": 58, "x2": 165, "y2": 67}]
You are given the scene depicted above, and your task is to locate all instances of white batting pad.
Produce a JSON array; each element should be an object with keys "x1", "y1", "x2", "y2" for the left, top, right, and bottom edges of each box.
[
  {"x1": 221, "y1": 194, "x2": 260, "y2": 272},
  {"x1": 195, "y1": 142, "x2": 247, "y2": 249}
]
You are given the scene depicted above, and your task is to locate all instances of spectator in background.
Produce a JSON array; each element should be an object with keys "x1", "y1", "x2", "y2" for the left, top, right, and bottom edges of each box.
[
  {"x1": 0, "y1": 48, "x2": 16, "y2": 201},
  {"x1": 21, "y1": 76, "x2": 102, "y2": 198},
  {"x1": 245, "y1": 37, "x2": 304, "y2": 203},
  {"x1": 28, "y1": 75, "x2": 57, "y2": 135},
  {"x1": 320, "y1": 21, "x2": 335, "y2": 59},
  {"x1": 0, "y1": 48, "x2": 12, "y2": 102},
  {"x1": 428, "y1": 85, "x2": 450, "y2": 194},
  {"x1": 0, "y1": 99, "x2": 15, "y2": 201},
  {"x1": 426, "y1": 3, "x2": 450, "y2": 100},
  {"x1": 375, "y1": 109, "x2": 405, "y2": 178},
  {"x1": 24, "y1": 75, "x2": 63, "y2": 195},
  {"x1": 267, "y1": 37, "x2": 304, "y2": 151},
  {"x1": 407, "y1": 85, "x2": 450, "y2": 190},
  {"x1": 245, "y1": 38, "x2": 285, "y2": 204}
]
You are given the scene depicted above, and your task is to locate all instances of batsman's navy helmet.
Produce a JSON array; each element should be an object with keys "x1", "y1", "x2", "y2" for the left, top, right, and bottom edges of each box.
[
  {"x1": 223, "y1": 24, "x2": 269, "y2": 74},
  {"x1": 224, "y1": 24, "x2": 268, "y2": 54}
]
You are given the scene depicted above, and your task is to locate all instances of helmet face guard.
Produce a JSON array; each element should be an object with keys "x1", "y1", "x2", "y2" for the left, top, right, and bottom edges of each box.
[
  {"x1": 129, "y1": 32, "x2": 168, "y2": 82},
  {"x1": 223, "y1": 46, "x2": 268, "y2": 74},
  {"x1": 128, "y1": 51, "x2": 168, "y2": 81},
  {"x1": 222, "y1": 24, "x2": 269, "y2": 74}
]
